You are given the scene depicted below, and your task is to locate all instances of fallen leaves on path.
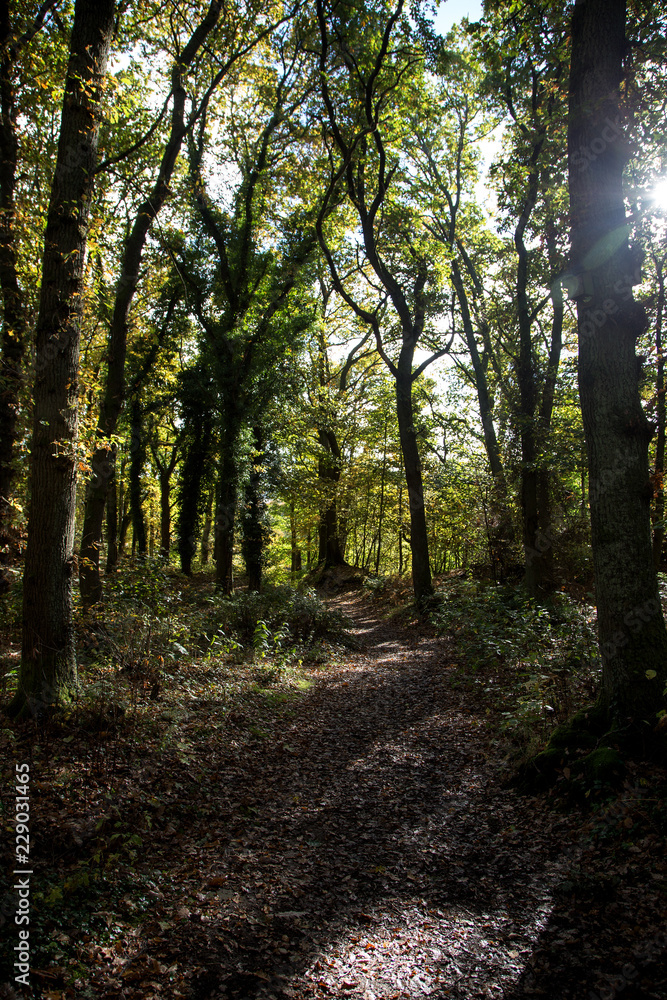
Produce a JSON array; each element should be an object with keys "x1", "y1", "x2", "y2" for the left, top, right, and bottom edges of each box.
[{"x1": 1, "y1": 594, "x2": 665, "y2": 1000}]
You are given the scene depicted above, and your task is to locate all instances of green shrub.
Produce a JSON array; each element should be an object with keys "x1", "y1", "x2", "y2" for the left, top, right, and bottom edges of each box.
[
  {"x1": 431, "y1": 579, "x2": 599, "y2": 735},
  {"x1": 205, "y1": 585, "x2": 353, "y2": 651}
]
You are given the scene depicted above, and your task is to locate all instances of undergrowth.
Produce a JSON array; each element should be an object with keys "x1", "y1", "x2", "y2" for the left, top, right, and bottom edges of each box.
[
  {"x1": 430, "y1": 579, "x2": 600, "y2": 753},
  {"x1": 204, "y1": 585, "x2": 354, "y2": 653},
  {"x1": 2, "y1": 563, "x2": 354, "y2": 722}
]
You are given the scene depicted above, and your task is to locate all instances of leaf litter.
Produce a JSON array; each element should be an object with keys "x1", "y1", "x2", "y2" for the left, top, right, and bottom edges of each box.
[{"x1": 0, "y1": 591, "x2": 665, "y2": 1000}]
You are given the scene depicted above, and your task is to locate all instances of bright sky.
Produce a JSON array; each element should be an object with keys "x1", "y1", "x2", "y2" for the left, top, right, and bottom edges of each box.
[{"x1": 433, "y1": 0, "x2": 485, "y2": 33}]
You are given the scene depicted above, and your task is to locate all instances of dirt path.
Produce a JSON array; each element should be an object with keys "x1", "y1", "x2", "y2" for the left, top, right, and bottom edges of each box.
[
  {"x1": 145, "y1": 594, "x2": 588, "y2": 1000},
  {"x1": 8, "y1": 594, "x2": 665, "y2": 1000}
]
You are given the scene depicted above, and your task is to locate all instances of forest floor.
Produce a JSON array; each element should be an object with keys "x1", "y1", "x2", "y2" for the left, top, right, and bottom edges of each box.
[{"x1": 1, "y1": 588, "x2": 667, "y2": 1000}]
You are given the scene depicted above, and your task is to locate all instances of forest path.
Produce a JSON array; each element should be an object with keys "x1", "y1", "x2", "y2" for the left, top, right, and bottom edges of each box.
[
  {"x1": 150, "y1": 592, "x2": 587, "y2": 1000},
  {"x1": 20, "y1": 593, "x2": 665, "y2": 1000}
]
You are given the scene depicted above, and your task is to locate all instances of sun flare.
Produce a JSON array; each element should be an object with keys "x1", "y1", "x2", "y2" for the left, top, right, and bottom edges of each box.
[{"x1": 651, "y1": 177, "x2": 667, "y2": 210}]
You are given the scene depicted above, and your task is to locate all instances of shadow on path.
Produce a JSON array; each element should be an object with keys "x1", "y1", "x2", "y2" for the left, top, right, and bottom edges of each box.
[{"x1": 67, "y1": 594, "x2": 665, "y2": 1000}]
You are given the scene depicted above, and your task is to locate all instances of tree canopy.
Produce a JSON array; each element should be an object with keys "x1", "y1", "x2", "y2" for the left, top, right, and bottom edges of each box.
[{"x1": 2, "y1": 0, "x2": 667, "y2": 745}]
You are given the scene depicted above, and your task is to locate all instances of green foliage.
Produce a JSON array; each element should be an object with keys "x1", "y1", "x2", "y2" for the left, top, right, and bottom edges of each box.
[
  {"x1": 433, "y1": 579, "x2": 596, "y2": 668},
  {"x1": 431, "y1": 579, "x2": 599, "y2": 734},
  {"x1": 205, "y1": 585, "x2": 353, "y2": 654}
]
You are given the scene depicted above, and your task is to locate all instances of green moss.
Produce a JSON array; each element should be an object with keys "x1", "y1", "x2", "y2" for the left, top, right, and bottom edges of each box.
[
  {"x1": 548, "y1": 722, "x2": 597, "y2": 750},
  {"x1": 512, "y1": 747, "x2": 565, "y2": 790},
  {"x1": 581, "y1": 746, "x2": 624, "y2": 782},
  {"x1": 531, "y1": 747, "x2": 566, "y2": 771},
  {"x1": 569, "y1": 703, "x2": 608, "y2": 733}
]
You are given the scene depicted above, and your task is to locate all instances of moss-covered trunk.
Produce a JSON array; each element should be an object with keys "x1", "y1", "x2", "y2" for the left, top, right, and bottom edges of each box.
[{"x1": 10, "y1": 0, "x2": 116, "y2": 717}]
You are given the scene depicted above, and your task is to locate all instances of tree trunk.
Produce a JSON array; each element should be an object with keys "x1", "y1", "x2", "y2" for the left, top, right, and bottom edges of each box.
[
  {"x1": 159, "y1": 470, "x2": 171, "y2": 557},
  {"x1": 129, "y1": 398, "x2": 146, "y2": 558},
  {"x1": 453, "y1": 250, "x2": 516, "y2": 575},
  {"x1": 215, "y1": 434, "x2": 238, "y2": 594},
  {"x1": 118, "y1": 457, "x2": 131, "y2": 558},
  {"x1": 105, "y1": 465, "x2": 118, "y2": 574},
  {"x1": 396, "y1": 352, "x2": 433, "y2": 605},
  {"x1": 451, "y1": 259, "x2": 507, "y2": 484},
  {"x1": 242, "y1": 427, "x2": 267, "y2": 592},
  {"x1": 568, "y1": 0, "x2": 667, "y2": 724},
  {"x1": 147, "y1": 433, "x2": 180, "y2": 560},
  {"x1": 652, "y1": 258, "x2": 665, "y2": 568},
  {"x1": 375, "y1": 416, "x2": 388, "y2": 575},
  {"x1": 515, "y1": 159, "x2": 543, "y2": 597},
  {"x1": 201, "y1": 488, "x2": 213, "y2": 566},
  {"x1": 317, "y1": 427, "x2": 345, "y2": 567},
  {"x1": 398, "y1": 478, "x2": 404, "y2": 575},
  {"x1": 178, "y1": 417, "x2": 212, "y2": 574},
  {"x1": 534, "y1": 210, "x2": 565, "y2": 592},
  {"x1": 10, "y1": 0, "x2": 115, "y2": 717}
]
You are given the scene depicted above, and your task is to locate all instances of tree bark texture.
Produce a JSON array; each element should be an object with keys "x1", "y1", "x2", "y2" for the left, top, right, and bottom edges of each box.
[
  {"x1": 568, "y1": 0, "x2": 667, "y2": 722},
  {"x1": 215, "y1": 420, "x2": 240, "y2": 594},
  {"x1": 12, "y1": 0, "x2": 115, "y2": 716},
  {"x1": 0, "y1": 2, "x2": 59, "y2": 567},
  {"x1": 177, "y1": 413, "x2": 212, "y2": 574},
  {"x1": 396, "y1": 349, "x2": 433, "y2": 605},
  {"x1": 317, "y1": 427, "x2": 345, "y2": 568},
  {"x1": 242, "y1": 427, "x2": 268, "y2": 592},
  {"x1": 129, "y1": 397, "x2": 147, "y2": 558}
]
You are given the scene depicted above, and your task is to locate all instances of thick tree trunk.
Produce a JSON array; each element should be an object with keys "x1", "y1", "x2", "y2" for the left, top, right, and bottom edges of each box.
[
  {"x1": 568, "y1": 0, "x2": 667, "y2": 723},
  {"x1": 10, "y1": 0, "x2": 115, "y2": 717},
  {"x1": 395, "y1": 350, "x2": 433, "y2": 605}
]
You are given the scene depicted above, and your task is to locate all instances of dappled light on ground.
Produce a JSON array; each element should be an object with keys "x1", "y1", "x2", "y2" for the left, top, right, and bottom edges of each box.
[{"x1": 1, "y1": 592, "x2": 665, "y2": 999}]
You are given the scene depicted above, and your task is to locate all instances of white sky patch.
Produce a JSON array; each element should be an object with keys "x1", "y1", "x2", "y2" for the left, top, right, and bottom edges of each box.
[{"x1": 434, "y1": 0, "x2": 485, "y2": 34}]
